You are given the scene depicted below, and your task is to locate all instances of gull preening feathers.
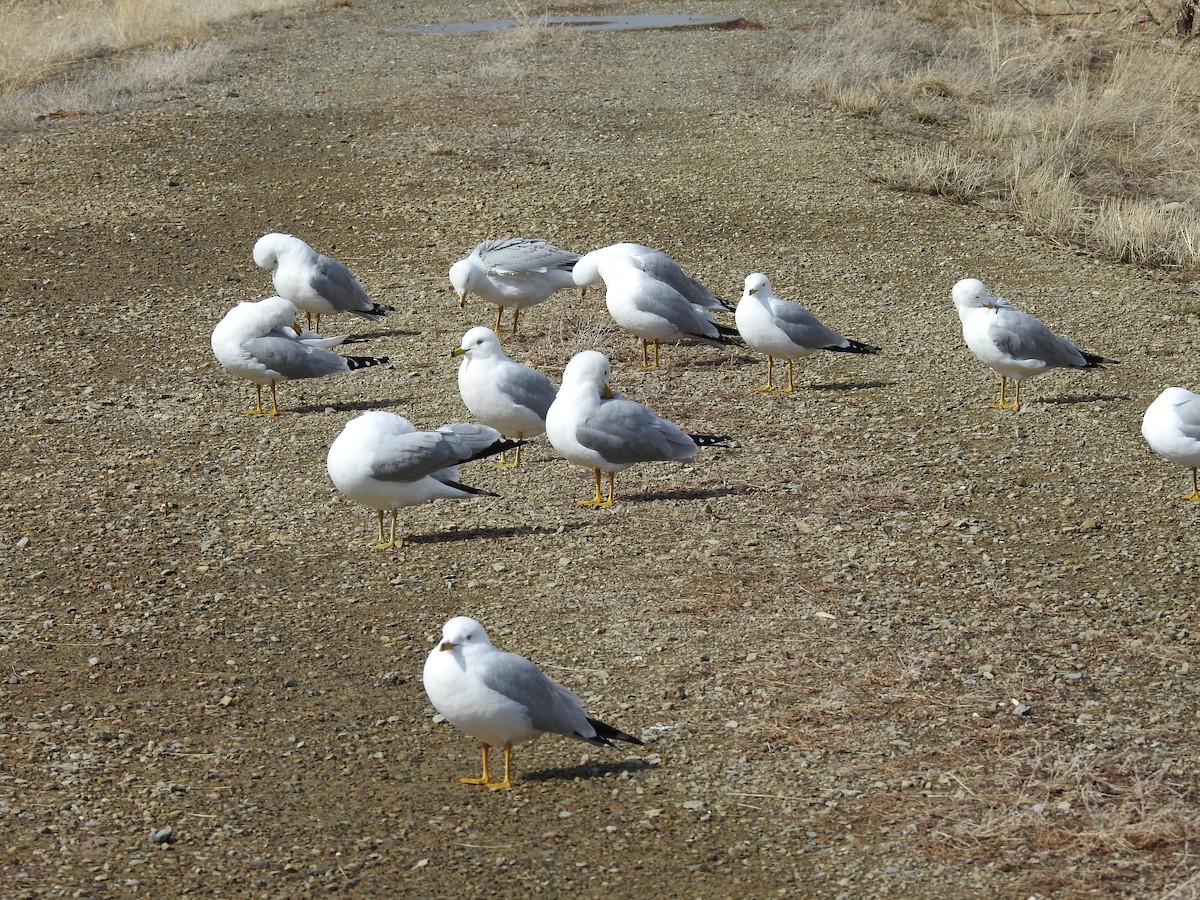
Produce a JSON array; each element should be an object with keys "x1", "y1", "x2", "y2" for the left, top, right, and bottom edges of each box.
[
  {"x1": 211, "y1": 296, "x2": 389, "y2": 416},
  {"x1": 573, "y1": 242, "x2": 732, "y2": 312},
  {"x1": 545, "y1": 350, "x2": 730, "y2": 506},
  {"x1": 951, "y1": 278, "x2": 1117, "y2": 410},
  {"x1": 1142, "y1": 387, "x2": 1200, "y2": 502},
  {"x1": 326, "y1": 411, "x2": 523, "y2": 550},
  {"x1": 449, "y1": 237, "x2": 581, "y2": 334},
  {"x1": 451, "y1": 326, "x2": 558, "y2": 468},
  {"x1": 253, "y1": 232, "x2": 393, "y2": 330},
  {"x1": 595, "y1": 255, "x2": 740, "y2": 368},
  {"x1": 422, "y1": 615, "x2": 643, "y2": 790},
  {"x1": 735, "y1": 273, "x2": 880, "y2": 392}
]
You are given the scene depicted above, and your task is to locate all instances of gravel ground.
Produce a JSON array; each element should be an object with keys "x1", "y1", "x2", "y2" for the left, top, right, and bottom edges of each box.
[{"x1": 2, "y1": 1, "x2": 1199, "y2": 896}]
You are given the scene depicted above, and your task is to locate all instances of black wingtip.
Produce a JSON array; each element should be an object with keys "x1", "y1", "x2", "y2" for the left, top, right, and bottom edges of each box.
[
  {"x1": 689, "y1": 434, "x2": 731, "y2": 448},
  {"x1": 825, "y1": 338, "x2": 881, "y2": 355},
  {"x1": 465, "y1": 438, "x2": 528, "y2": 464},
  {"x1": 1082, "y1": 352, "x2": 1118, "y2": 368},
  {"x1": 439, "y1": 478, "x2": 499, "y2": 498},
  {"x1": 586, "y1": 716, "x2": 644, "y2": 747},
  {"x1": 345, "y1": 355, "x2": 390, "y2": 370}
]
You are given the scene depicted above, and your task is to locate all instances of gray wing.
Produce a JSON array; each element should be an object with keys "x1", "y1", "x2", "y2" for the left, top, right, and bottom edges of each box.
[
  {"x1": 477, "y1": 237, "x2": 580, "y2": 275},
  {"x1": 474, "y1": 650, "x2": 594, "y2": 741},
  {"x1": 311, "y1": 254, "x2": 373, "y2": 312},
  {"x1": 436, "y1": 422, "x2": 503, "y2": 456},
  {"x1": 770, "y1": 298, "x2": 848, "y2": 349},
  {"x1": 991, "y1": 309, "x2": 1088, "y2": 367},
  {"x1": 242, "y1": 334, "x2": 349, "y2": 379},
  {"x1": 495, "y1": 366, "x2": 557, "y2": 419},
  {"x1": 1174, "y1": 394, "x2": 1200, "y2": 440},
  {"x1": 635, "y1": 278, "x2": 719, "y2": 338},
  {"x1": 369, "y1": 431, "x2": 476, "y2": 482},
  {"x1": 637, "y1": 251, "x2": 729, "y2": 311},
  {"x1": 577, "y1": 398, "x2": 698, "y2": 465}
]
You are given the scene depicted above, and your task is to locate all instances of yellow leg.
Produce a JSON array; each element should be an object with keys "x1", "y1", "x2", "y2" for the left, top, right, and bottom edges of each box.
[
  {"x1": 577, "y1": 469, "x2": 606, "y2": 506},
  {"x1": 369, "y1": 510, "x2": 397, "y2": 550},
  {"x1": 990, "y1": 375, "x2": 1020, "y2": 410},
  {"x1": 497, "y1": 436, "x2": 523, "y2": 468},
  {"x1": 781, "y1": 359, "x2": 795, "y2": 393},
  {"x1": 756, "y1": 356, "x2": 774, "y2": 391},
  {"x1": 242, "y1": 384, "x2": 265, "y2": 416},
  {"x1": 494, "y1": 306, "x2": 504, "y2": 332},
  {"x1": 265, "y1": 381, "x2": 282, "y2": 417},
  {"x1": 602, "y1": 471, "x2": 615, "y2": 507},
  {"x1": 486, "y1": 743, "x2": 514, "y2": 790},
  {"x1": 460, "y1": 743, "x2": 492, "y2": 786},
  {"x1": 641, "y1": 340, "x2": 651, "y2": 368},
  {"x1": 1186, "y1": 468, "x2": 1200, "y2": 502},
  {"x1": 510, "y1": 308, "x2": 520, "y2": 335}
]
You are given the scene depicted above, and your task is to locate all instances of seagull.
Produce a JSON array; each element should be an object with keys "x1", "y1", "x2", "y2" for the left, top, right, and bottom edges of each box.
[
  {"x1": 211, "y1": 296, "x2": 389, "y2": 416},
  {"x1": 1142, "y1": 387, "x2": 1200, "y2": 501},
  {"x1": 545, "y1": 350, "x2": 729, "y2": 506},
  {"x1": 451, "y1": 326, "x2": 557, "y2": 468},
  {"x1": 951, "y1": 278, "x2": 1117, "y2": 410},
  {"x1": 596, "y1": 255, "x2": 740, "y2": 368},
  {"x1": 422, "y1": 615, "x2": 643, "y2": 790},
  {"x1": 736, "y1": 273, "x2": 880, "y2": 392},
  {"x1": 573, "y1": 242, "x2": 732, "y2": 312},
  {"x1": 253, "y1": 232, "x2": 393, "y2": 330},
  {"x1": 449, "y1": 237, "x2": 581, "y2": 334},
  {"x1": 326, "y1": 411, "x2": 523, "y2": 550}
]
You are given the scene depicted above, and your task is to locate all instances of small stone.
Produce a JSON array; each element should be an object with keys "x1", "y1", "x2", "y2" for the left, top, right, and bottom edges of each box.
[{"x1": 150, "y1": 827, "x2": 174, "y2": 844}]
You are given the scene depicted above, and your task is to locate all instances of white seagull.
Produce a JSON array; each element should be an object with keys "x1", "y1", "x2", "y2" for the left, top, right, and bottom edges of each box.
[
  {"x1": 1142, "y1": 387, "x2": 1200, "y2": 502},
  {"x1": 423, "y1": 615, "x2": 643, "y2": 790},
  {"x1": 545, "y1": 350, "x2": 729, "y2": 506},
  {"x1": 451, "y1": 326, "x2": 558, "y2": 468},
  {"x1": 211, "y1": 296, "x2": 389, "y2": 416},
  {"x1": 449, "y1": 237, "x2": 581, "y2": 334},
  {"x1": 253, "y1": 232, "x2": 393, "y2": 330},
  {"x1": 573, "y1": 242, "x2": 731, "y2": 312},
  {"x1": 327, "y1": 411, "x2": 522, "y2": 550},
  {"x1": 735, "y1": 273, "x2": 880, "y2": 392},
  {"x1": 951, "y1": 278, "x2": 1117, "y2": 410},
  {"x1": 596, "y1": 255, "x2": 739, "y2": 368}
]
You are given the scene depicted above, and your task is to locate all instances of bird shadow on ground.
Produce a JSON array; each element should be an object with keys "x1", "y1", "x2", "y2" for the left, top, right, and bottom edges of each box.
[
  {"x1": 289, "y1": 396, "x2": 412, "y2": 415},
  {"x1": 344, "y1": 327, "x2": 423, "y2": 341},
  {"x1": 1038, "y1": 392, "x2": 1130, "y2": 406},
  {"x1": 622, "y1": 485, "x2": 748, "y2": 503},
  {"x1": 806, "y1": 379, "x2": 895, "y2": 392},
  {"x1": 522, "y1": 757, "x2": 657, "y2": 783},
  {"x1": 406, "y1": 523, "x2": 586, "y2": 544}
]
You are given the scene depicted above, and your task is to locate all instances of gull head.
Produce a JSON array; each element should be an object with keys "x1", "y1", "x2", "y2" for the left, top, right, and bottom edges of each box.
[
  {"x1": 742, "y1": 272, "x2": 772, "y2": 300},
  {"x1": 452, "y1": 326, "x2": 503, "y2": 360},
  {"x1": 253, "y1": 232, "x2": 305, "y2": 271},
  {"x1": 437, "y1": 615, "x2": 493, "y2": 652},
  {"x1": 561, "y1": 350, "x2": 612, "y2": 396},
  {"x1": 448, "y1": 258, "x2": 476, "y2": 306},
  {"x1": 951, "y1": 278, "x2": 997, "y2": 313}
]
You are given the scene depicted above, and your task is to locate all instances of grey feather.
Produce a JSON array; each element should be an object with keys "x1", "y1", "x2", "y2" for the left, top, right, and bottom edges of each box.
[{"x1": 576, "y1": 399, "x2": 699, "y2": 465}]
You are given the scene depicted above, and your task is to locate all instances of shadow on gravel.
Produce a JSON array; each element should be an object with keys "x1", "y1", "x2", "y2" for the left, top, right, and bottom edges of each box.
[
  {"x1": 807, "y1": 379, "x2": 894, "y2": 392},
  {"x1": 407, "y1": 523, "x2": 586, "y2": 544},
  {"x1": 1038, "y1": 392, "x2": 1130, "y2": 405},
  {"x1": 290, "y1": 396, "x2": 412, "y2": 414},
  {"x1": 622, "y1": 486, "x2": 747, "y2": 503},
  {"x1": 522, "y1": 757, "x2": 657, "y2": 783}
]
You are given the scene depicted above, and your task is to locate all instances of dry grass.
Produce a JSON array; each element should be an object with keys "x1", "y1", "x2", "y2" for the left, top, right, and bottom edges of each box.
[
  {"x1": 788, "y1": 1, "x2": 1200, "y2": 273},
  {"x1": 0, "y1": 0, "x2": 310, "y2": 128}
]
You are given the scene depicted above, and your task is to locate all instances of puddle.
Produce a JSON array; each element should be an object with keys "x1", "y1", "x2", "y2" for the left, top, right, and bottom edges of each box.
[{"x1": 388, "y1": 13, "x2": 745, "y2": 35}]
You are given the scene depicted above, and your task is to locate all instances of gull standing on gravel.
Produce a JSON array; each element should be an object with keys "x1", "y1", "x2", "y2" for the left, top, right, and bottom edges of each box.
[
  {"x1": 253, "y1": 232, "x2": 393, "y2": 330},
  {"x1": 736, "y1": 272, "x2": 880, "y2": 392},
  {"x1": 545, "y1": 350, "x2": 729, "y2": 506},
  {"x1": 423, "y1": 615, "x2": 643, "y2": 790},
  {"x1": 451, "y1": 326, "x2": 557, "y2": 468},
  {"x1": 952, "y1": 278, "x2": 1117, "y2": 410},
  {"x1": 573, "y1": 242, "x2": 732, "y2": 312},
  {"x1": 596, "y1": 255, "x2": 739, "y2": 368},
  {"x1": 326, "y1": 411, "x2": 523, "y2": 550},
  {"x1": 211, "y1": 296, "x2": 389, "y2": 417},
  {"x1": 1142, "y1": 387, "x2": 1200, "y2": 501},
  {"x1": 448, "y1": 237, "x2": 581, "y2": 334}
]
